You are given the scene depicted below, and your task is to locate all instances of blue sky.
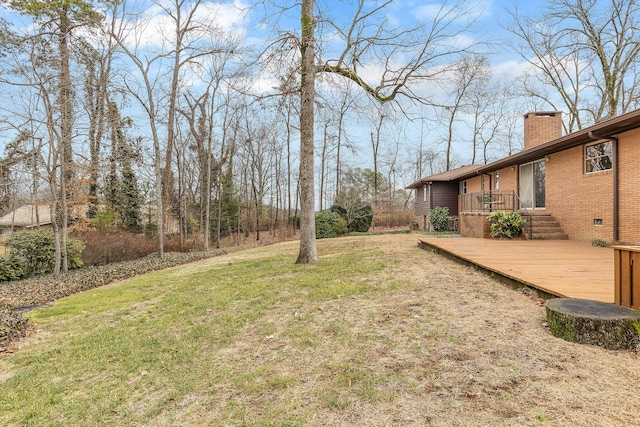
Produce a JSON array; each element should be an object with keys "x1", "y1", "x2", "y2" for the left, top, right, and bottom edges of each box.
[{"x1": 0, "y1": 0, "x2": 555, "y2": 196}]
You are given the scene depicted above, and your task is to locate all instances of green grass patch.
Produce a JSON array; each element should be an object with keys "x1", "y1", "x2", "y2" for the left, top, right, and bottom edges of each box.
[{"x1": 0, "y1": 238, "x2": 403, "y2": 426}]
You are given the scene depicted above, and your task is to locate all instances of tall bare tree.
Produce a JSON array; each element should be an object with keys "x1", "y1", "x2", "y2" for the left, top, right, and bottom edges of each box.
[
  {"x1": 113, "y1": 0, "x2": 238, "y2": 256},
  {"x1": 2, "y1": 0, "x2": 101, "y2": 273},
  {"x1": 294, "y1": 0, "x2": 479, "y2": 263},
  {"x1": 508, "y1": 0, "x2": 640, "y2": 130},
  {"x1": 438, "y1": 54, "x2": 487, "y2": 170}
]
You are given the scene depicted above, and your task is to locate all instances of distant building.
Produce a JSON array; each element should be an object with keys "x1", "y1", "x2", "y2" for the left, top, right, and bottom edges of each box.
[{"x1": 0, "y1": 204, "x2": 52, "y2": 238}]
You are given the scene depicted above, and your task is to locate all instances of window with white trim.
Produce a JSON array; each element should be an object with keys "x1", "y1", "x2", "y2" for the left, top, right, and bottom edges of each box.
[
  {"x1": 423, "y1": 184, "x2": 427, "y2": 202},
  {"x1": 585, "y1": 141, "x2": 612, "y2": 173},
  {"x1": 459, "y1": 180, "x2": 467, "y2": 194}
]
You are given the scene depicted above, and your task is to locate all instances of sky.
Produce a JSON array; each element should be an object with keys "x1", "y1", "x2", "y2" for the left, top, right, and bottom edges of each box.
[
  {"x1": 0, "y1": 0, "x2": 560, "y2": 199},
  {"x1": 243, "y1": 0, "x2": 551, "y2": 184}
]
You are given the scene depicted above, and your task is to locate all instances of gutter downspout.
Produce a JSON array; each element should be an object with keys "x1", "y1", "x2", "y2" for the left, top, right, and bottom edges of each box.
[{"x1": 588, "y1": 132, "x2": 619, "y2": 242}]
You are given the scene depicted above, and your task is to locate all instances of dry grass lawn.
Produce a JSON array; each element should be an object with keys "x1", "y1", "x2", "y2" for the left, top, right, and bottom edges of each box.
[{"x1": 2, "y1": 233, "x2": 640, "y2": 426}]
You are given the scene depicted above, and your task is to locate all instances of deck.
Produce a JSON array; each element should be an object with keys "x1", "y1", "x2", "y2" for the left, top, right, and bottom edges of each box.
[{"x1": 418, "y1": 237, "x2": 614, "y2": 303}]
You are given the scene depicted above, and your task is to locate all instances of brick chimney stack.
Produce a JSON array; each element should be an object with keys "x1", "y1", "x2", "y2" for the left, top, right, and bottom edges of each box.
[{"x1": 523, "y1": 111, "x2": 563, "y2": 150}]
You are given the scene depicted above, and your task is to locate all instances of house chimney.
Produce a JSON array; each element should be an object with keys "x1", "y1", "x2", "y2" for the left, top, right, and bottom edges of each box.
[{"x1": 523, "y1": 111, "x2": 563, "y2": 150}]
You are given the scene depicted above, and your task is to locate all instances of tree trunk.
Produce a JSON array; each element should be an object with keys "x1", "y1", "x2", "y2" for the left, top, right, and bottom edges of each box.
[
  {"x1": 296, "y1": 0, "x2": 318, "y2": 264},
  {"x1": 546, "y1": 298, "x2": 640, "y2": 350},
  {"x1": 58, "y1": 7, "x2": 73, "y2": 273}
]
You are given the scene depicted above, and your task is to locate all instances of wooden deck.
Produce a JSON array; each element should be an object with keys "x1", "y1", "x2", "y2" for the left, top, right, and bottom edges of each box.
[{"x1": 418, "y1": 237, "x2": 614, "y2": 303}]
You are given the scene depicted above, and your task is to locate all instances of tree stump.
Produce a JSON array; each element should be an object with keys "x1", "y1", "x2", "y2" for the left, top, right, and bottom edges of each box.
[{"x1": 546, "y1": 298, "x2": 640, "y2": 350}]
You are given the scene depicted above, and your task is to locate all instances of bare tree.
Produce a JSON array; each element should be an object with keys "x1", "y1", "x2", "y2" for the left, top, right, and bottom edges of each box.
[
  {"x1": 1, "y1": 0, "x2": 101, "y2": 273},
  {"x1": 369, "y1": 109, "x2": 386, "y2": 209},
  {"x1": 508, "y1": 0, "x2": 640, "y2": 130},
  {"x1": 437, "y1": 54, "x2": 488, "y2": 170},
  {"x1": 293, "y1": 0, "x2": 478, "y2": 263},
  {"x1": 112, "y1": 0, "x2": 238, "y2": 256}
]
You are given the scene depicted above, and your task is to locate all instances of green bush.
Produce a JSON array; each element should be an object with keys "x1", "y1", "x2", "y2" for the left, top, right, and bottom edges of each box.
[
  {"x1": 0, "y1": 254, "x2": 28, "y2": 282},
  {"x1": 429, "y1": 206, "x2": 449, "y2": 232},
  {"x1": 92, "y1": 207, "x2": 120, "y2": 233},
  {"x1": 315, "y1": 211, "x2": 348, "y2": 239},
  {"x1": 487, "y1": 211, "x2": 526, "y2": 239},
  {"x1": 330, "y1": 204, "x2": 373, "y2": 233},
  {"x1": 6, "y1": 229, "x2": 85, "y2": 275},
  {"x1": 67, "y1": 239, "x2": 85, "y2": 269},
  {"x1": 591, "y1": 239, "x2": 607, "y2": 247}
]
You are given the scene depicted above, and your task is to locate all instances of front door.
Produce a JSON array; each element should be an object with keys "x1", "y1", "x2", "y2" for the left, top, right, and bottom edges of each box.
[{"x1": 519, "y1": 160, "x2": 545, "y2": 209}]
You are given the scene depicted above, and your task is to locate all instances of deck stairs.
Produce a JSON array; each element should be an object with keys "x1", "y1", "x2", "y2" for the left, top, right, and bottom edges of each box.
[{"x1": 520, "y1": 213, "x2": 568, "y2": 240}]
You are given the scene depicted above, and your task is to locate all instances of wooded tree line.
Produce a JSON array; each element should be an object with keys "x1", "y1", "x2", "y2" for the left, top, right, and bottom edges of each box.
[{"x1": 0, "y1": 0, "x2": 639, "y2": 267}]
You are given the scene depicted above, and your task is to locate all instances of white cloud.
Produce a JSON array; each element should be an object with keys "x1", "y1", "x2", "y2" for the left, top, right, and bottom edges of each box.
[
  {"x1": 121, "y1": 0, "x2": 248, "y2": 49},
  {"x1": 414, "y1": 3, "x2": 449, "y2": 21},
  {"x1": 492, "y1": 59, "x2": 531, "y2": 79}
]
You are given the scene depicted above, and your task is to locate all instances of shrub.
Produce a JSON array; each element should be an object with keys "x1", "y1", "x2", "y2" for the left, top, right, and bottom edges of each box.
[
  {"x1": 6, "y1": 229, "x2": 85, "y2": 275},
  {"x1": 429, "y1": 206, "x2": 449, "y2": 232},
  {"x1": 591, "y1": 239, "x2": 607, "y2": 247},
  {"x1": 92, "y1": 207, "x2": 120, "y2": 233},
  {"x1": 0, "y1": 302, "x2": 28, "y2": 351},
  {"x1": 315, "y1": 211, "x2": 348, "y2": 239},
  {"x1": 331, "y1": 203, "x2": 373, "y2": 232},
  {"x1": 67, "y1": 239, "x2": 85, "y2": 269},
  {"x1": 487, "y1": 211, "x2": 526, "y2": 239},
  {"x1": 0, "y1": 254, "x2": 28, "y2": 282}
]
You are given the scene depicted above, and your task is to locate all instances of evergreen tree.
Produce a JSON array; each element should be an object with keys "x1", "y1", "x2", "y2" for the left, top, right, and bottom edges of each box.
[
  {"x1": 215, "y1": 164, "x2": 239, "y2": 239},
  {"x1": 118, "y1": 164, "x2": 142, "y2": 233}
]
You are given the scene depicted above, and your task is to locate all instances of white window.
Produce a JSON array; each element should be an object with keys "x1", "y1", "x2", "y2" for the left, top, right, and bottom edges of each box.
[
  {"x1": 423, "y1": 184, "x2": 427, "y2": 202},
  {"x1": 459, "y1": 180, "x2": 467, "y2": 194},
  {"x1": 585, "y1": 141, "x2": 612, "y2": 174}
]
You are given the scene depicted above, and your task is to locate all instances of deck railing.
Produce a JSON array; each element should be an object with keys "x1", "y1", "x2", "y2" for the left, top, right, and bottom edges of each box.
[
  {"x1": 459, "y1": 190, "x2": 518, "y2": 213},
  {"x1": 460, "y1": 190, "x2": 533, "y2": 239}
]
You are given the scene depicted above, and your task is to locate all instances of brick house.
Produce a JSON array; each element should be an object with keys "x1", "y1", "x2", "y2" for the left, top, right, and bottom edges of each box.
[{"x1": 406, "y1": 110, "x2": 640, "y2": 244}]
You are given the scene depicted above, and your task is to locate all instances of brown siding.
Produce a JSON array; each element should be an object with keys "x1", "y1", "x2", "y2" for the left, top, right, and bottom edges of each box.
[
  {"x1": 413, "y1": 186, "x2": 430, "y2": 216},
  {"x1": 432, "y1": 182, "x2": 459, "y2": 215},
  {"x1": 413, "y1": 182, "x2": 460, "y2": 217}
]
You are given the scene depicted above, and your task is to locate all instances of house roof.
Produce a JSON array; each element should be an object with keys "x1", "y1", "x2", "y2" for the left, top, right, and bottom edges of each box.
[
  {"x1": 0, "y1": 204, "x2": 51, "y2": 228},
  {"x1": 407, "y1": 108, "x2": 640, "y2": 186},
  {"x1": 405, "y1": 164, "x2": 482, "y2": 188}
]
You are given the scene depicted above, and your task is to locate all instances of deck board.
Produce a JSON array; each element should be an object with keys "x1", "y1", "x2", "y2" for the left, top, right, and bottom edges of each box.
[{"x1": 418, "y1": 237, "x2": 614, "y2": 303}]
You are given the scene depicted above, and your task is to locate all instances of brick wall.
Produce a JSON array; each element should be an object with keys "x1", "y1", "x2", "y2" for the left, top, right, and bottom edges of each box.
[
  {"x1": 524, "y1": 112, "x2": 563, "y2": 149},
  {"x1": 454, "y1": 116, "x2": 639, "y2": 245},
  {"x1": 496, "y1": 166, "x2": 518, "y2": 193},
  {"x1": 459, "y1": 213, "x2": 490, "y2": 238},
  {"x1": 546, "y1": 146, "x2": 614, "y2": 242},
  {"x1": 618, "y1": 129, "x2": 640, "y2": 244},
  {"x1": 465, "y1": 175, "x2": 482, "y2": 193}
]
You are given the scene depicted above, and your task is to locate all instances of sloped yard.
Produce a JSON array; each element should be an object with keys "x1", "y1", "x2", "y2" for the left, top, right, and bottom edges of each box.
[{"x1": 1, "y1": 234, "x2": 640, "y2": 426}]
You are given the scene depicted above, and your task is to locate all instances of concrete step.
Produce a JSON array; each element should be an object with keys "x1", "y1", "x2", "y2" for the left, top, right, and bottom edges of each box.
[
  {"x1": 530, "y1": 226, "x2": 567, "y2": 233},
  {"x1": 530, "y1": 232, "x2": 569, "y2": 240},
  {"x1": 522, "y1": 213, "x2": 568, "y2": 240}
]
